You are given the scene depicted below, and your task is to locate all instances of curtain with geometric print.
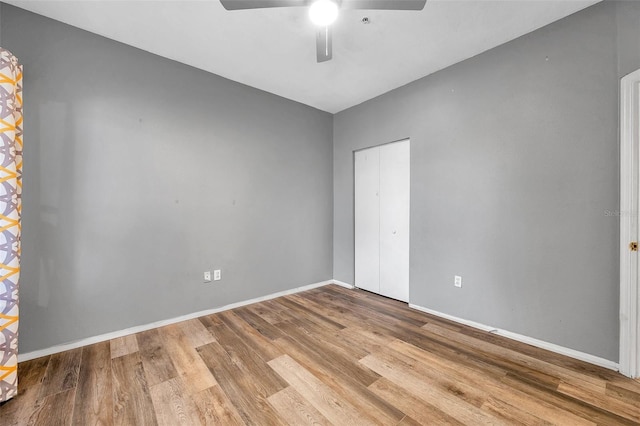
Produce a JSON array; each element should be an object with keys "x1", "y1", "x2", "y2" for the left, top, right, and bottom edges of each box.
[{"x1": 0, "y1": 48, "x2": 22, "y2": 403}]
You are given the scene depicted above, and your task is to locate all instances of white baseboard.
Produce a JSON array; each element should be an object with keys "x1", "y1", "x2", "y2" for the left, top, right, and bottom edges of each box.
[
  {"x1": 25, "y1": 281, "x2": 613, "y2": 372},
  {"x1": 18, "y1": 279, "x2": 336, "y2": 362},
  {"x1": 409, "y1": 304, "x2": 619, "y2": 372},
  {"x1": 331, "y1": 280, "x2": 354, "y2": 289}
]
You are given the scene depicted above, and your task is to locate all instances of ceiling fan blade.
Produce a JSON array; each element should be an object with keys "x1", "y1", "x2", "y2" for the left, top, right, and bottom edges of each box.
[
  {"x1": 340, "y1": 0, "x2": 426, "y2": 10},
  {"x1": 220, "y1": 0, "x2": 307, "y2": 10},
  {"x1": 316, "y1": 26, "x2": 332, "y2": 63}
]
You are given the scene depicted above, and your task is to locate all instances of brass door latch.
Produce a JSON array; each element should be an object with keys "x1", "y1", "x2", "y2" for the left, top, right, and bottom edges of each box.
[{"x1": 630, "y1": 242, "x2": 638, "y2": 252}]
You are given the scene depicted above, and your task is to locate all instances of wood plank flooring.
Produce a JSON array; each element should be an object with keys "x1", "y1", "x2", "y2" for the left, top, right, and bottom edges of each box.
[{"x1": 2, "y1": 284, "x2": 639, "y2": 425}]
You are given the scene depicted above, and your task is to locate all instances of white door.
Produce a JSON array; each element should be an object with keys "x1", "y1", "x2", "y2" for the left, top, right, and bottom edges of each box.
[
  {"x1": 379, "y1": 140, "x2": 410, "y2": 302},
  {"x1": 620, "y1": 69, "x2": 640, "y2": 378},
  {"x1": 354, "y1": 139, "x2": 410, "y2": 302},
  {"x1": 354, "y1": 147, "x2": 380, "y2": 294}
]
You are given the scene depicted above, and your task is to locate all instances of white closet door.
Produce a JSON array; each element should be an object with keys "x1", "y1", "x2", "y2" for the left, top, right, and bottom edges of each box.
[
  {"x1": 379, "y1": 140, "x2": 410, "y2": 302},
  {"x1": 354, "y1": 147, "x2": 380, "y2": 294}
]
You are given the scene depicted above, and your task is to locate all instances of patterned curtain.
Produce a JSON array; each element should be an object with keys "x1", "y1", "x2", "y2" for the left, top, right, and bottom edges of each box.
[{"x1": 0, "y1": 48, "x2": 22, "y2": 403}]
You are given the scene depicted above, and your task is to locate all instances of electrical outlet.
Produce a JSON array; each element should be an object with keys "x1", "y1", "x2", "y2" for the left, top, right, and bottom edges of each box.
[
  {"x1": 204, "y1": 271, "x2": 212, "y2": 283},
  {"x1": 454, "y1": 275, "x2": 462, "y2": 288},
  {"x1": 213, "y1": 269, "x2": 221, "y2": 281}
]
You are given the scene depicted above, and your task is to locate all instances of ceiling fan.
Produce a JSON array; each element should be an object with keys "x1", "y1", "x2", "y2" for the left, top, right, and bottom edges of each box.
[{"x1": 220, "y1": 0, "x2": 427, "y2": 62}]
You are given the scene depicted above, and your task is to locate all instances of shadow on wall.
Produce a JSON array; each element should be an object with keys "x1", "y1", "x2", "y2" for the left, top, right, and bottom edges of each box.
[{"x1": 21, "y1": 99, "x2": 80, "y2": 346}]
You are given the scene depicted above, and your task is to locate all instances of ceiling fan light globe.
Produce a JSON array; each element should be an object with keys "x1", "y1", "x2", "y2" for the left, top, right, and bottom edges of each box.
[{"x1": 309, "y1": 0, "x2": 338, "y2": 26}]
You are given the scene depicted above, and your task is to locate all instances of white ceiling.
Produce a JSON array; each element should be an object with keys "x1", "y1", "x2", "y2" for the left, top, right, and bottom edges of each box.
[{"x1": 5, "y1": 0, "x2": 599, "y2": 113}]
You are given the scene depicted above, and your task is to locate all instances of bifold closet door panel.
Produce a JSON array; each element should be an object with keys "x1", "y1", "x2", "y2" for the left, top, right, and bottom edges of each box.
[
  {"x1": 354, "y1": 147, "x2": 380, "y2": 294},
  {"x1": 379, "y1": 140, "x2": 410, "y2": 302}
]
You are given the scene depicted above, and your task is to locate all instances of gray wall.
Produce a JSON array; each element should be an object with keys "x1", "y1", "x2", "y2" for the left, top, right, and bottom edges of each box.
[
  {"x1": 1, "y1": 4, "x2": 333, "y2": 353},
  {"x1": 334, "y1": 1, "x2": 640, "y2": 362},
  {"x1": 616, "y1": 0, "x2": 640, "y2": 78}
]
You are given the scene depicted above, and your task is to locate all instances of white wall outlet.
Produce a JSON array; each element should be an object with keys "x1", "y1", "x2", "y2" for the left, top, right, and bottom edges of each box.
[
  {"x1": 213, "y1": 269, "x2": 221, "y2": 281},
  {"x1": 204, "y1": 271, "x2": 212, "y2": 283},
  {"x1": 454, "y1": 275, "x2": 462, "y2": 288}
]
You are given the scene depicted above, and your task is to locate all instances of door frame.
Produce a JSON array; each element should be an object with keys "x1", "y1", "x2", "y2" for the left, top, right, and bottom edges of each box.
[{"x1": 620, "y1": 69, "x2": 640, "y2": 378}]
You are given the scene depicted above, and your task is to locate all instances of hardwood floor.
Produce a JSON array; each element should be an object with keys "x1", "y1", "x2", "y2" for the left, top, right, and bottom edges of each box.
[{"x1": 2, "y1": 284, "x2": 639, "y2": 425}]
